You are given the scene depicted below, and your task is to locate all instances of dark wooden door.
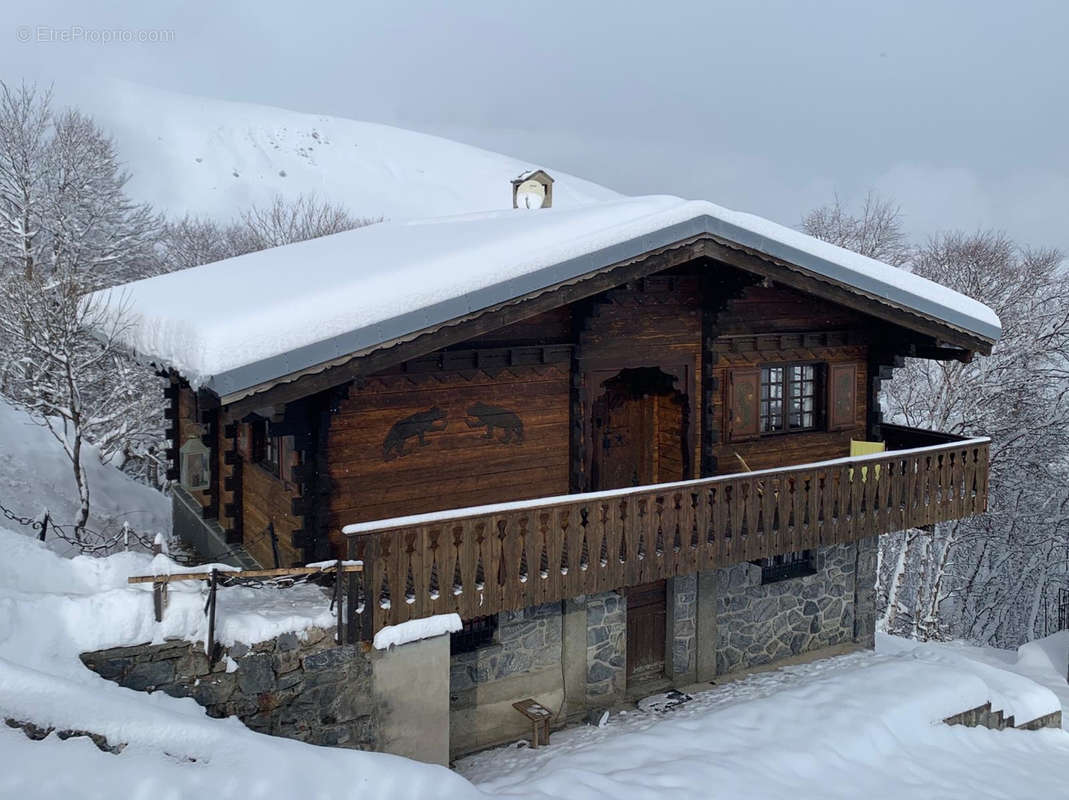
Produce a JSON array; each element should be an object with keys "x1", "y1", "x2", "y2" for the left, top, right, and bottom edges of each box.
[
  {"x1": 626, "y1": 580, "x2": 667, "y2": 684},
  {"x1": 592, "y1": 391, "x2": 651, "y2": 490},
  {"x1": 592, "y1": 391, "x2": 685, "y2": 491}
]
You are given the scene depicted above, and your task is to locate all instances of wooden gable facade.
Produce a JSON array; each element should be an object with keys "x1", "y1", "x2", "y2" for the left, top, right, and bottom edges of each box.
[{"x1": 166, "y1": 236, "x2": 990, "y2": 636}]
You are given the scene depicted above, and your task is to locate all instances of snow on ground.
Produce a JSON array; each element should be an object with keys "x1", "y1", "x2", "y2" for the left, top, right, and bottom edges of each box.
[
  {"x1": 0, "y1": 526, "x2": 479, "y2": 799},
  {"x1": 2, "y1": 514, "x2": 1067, "y2": 799},
  {"x1": 0, "y1": 398, "x2": 170, "y2": 554},
  {"x1": 66, "y1": 79, "x2": 620, "y2": 223},
  {"x1": 458, "y1": 637, "x2": 1069, "y2": 800}
]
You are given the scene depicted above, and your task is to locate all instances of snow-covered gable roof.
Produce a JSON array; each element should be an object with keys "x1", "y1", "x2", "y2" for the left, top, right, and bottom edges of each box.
[{"x1": 94, "y1": 196, "x2": 1001, "y2": 400}]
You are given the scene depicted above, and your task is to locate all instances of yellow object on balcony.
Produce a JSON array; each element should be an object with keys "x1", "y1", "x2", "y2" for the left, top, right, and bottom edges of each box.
[{"x1": 850, "y1": 440, "x2": 886, "y2": 480}]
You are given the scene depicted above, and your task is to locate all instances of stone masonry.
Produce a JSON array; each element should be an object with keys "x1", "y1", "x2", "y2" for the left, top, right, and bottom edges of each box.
[
  {"x1": 585, "y1": 591, "x2": 626, "y2": 703},
  {"x1": 82, "y1": 627, "x2": 379, "y2": 749},
  {"x1": 669, "y1": 575, "x2": 697, "y2": 678},
  {"x1": 852, "y1": 535, "x2": 879, "y2": 647},
  {"x1": 450, "y1": 601, "x2": 562, "y2": 693},
  {"x1": 714, "y1": 542, "x2": 863, "y2": 674}
]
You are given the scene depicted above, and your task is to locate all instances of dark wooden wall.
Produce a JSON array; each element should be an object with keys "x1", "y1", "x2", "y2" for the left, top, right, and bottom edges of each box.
[
  {"x1": 707, "y1": 284, "x2": 871, "y2": 473},
  {"x1": 578, "y1": 274, "x2": 704, "y2": 489},
  {"x1": 240, "y1": 450, "x2": 303, "y2": 568},
  {"x1": 211, "y1": 263, "x2": 904, "y2": 563},
  {"x1": 325, "y1": 364, "x2": 571, "y2": 554}
]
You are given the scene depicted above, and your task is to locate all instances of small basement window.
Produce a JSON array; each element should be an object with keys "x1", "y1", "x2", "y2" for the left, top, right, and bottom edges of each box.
[
  {"x1": 753, "y1": 550, "x2": 817, "y2": 584},
  {"x1": 450, "y1": 615, "x2": 498, "y2": 655}
]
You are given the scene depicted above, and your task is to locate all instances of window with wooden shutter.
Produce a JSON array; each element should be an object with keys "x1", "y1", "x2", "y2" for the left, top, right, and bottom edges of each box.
[
  {"x1": 827, "y1": 363, "x2": 858, "y2": 431},
  {"x1": 728, "y1": 367, "x2": 761, "y2": 441}
]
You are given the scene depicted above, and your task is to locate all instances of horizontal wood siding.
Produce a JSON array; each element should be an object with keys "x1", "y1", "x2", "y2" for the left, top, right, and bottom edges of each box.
[
  {"x1": 327, "y1": 365, "x2": 571, "y2": 553},
  {"x1": 241, "y1": 461, "x2": 303, "y2": 568},
  {"x1": 715, "y1": 283, "x2": 870, "y2": 335},
  {"x1": 709, "y1": 284, "x2": 871, "y2": 474},
  {"x1": 713, "y1": 346, "x2": 869, "y2": 473}
]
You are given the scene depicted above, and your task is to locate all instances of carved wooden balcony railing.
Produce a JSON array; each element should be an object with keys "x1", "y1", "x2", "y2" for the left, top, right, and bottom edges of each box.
[{"x1": 344, "y1": 429, "x2": 989, "y2": 637}]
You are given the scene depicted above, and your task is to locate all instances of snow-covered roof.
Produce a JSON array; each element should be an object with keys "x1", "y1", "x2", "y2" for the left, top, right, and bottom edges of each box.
[{"x1": 95, "y1": 195, "x2": 1001, "y2": 400}]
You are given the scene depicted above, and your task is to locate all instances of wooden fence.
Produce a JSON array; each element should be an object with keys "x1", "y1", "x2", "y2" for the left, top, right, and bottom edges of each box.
[{"x1": 345, "y1": 432, "x2": 989, "y2": 638}]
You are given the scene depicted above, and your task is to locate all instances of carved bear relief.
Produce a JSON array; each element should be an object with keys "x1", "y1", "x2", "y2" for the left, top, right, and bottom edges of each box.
[{"x1": 380, "y1": 403, "x2": 524, "y2": 461}]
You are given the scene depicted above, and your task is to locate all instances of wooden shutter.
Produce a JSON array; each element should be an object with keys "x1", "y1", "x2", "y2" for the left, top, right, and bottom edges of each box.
[
  {"x1": 727, "y1": 367, "x2": 761, "y2": 442},
  {"x1": 827, "y1": 363, "x2": 858, "y2": 431}
]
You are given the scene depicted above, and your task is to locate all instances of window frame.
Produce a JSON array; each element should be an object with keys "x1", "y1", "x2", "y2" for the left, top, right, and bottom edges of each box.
[
  {"x1": 251, "y1": 420, "x2": 281, "y2": 478},
  {"x1": 758, "y1": 361, "x2": 825, "y2": 435}
]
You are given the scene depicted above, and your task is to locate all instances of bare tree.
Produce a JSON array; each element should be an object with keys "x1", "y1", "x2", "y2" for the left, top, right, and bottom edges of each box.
[
  {"x1": 803, "y1": 192, "x2": 1069, "y2": 647},
  {"x1": 801, "y1": 191, "x2": 912, "y2": 267},
  {"x1": 161, "y1": 194, "x2": 379, "y2": 273},
  {"x1": 0, "y1": 83, "x2": 51, "y2": 280},
  {"x1": 0, "y1": 274, "x2": 142, "y2": 538},
  {"x1": 0, "y1": 83, "x2": 164, "y2": 537},
  {"x1": 882, "y1": 233, "x2": 1069, "y2": 645}
]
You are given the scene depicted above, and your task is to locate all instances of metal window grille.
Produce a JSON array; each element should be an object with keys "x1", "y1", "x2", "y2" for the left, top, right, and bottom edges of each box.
[
  {"x1": 450, "y1": 615, "x2": 498, "y2": 655},
  {"x1": 754, "y1": 550, "x2": 817, "y2": 584}
]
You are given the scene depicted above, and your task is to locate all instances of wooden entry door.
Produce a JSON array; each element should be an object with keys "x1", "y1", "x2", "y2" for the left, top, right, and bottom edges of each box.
[
  {"x1": 626, "y1": 580, "x2": 667, "y2": 684},
  {"x1": 590, "y1": 368, "x2": 686, "y2": 492}
]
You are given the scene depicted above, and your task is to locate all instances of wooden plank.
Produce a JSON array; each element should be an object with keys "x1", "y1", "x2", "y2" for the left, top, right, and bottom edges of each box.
[{"x1": 129, "y1": 563, "x2": 363, "y2": 584}]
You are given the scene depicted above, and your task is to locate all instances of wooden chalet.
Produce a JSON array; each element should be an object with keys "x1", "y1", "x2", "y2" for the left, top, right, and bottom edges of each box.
[{"x1": 101, "y1": 193, "x2": 998, "y2": 758}]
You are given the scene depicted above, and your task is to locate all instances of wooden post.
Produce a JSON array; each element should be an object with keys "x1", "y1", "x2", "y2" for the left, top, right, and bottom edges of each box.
[
  {"x1": 205, "y1": 569, "x2": 218, "y2": 663},
  {"x1": 152, "y1": 536, "x2": 166, "y2": 622},
  {"x1": 37, "y1": 511, "x2": 48, "y2": 543},
  {"x1": 335, "y1": 559, "x2": 344, "y2": 645},
  {"x1": 268, "y1": 522, "x2": 280, "y2": 569},
  {"x1": 346, "y1": 535, "x2": 360, "y2": 644}
]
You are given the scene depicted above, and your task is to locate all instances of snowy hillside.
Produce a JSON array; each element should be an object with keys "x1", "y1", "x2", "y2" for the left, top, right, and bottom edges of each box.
[
  {"x1": 69, "y1": 81, "x2": 621, "y2": 222},
  {"x1": 0, "y1": 527, "x2": 479, "y2": 800},
  {"x1": 0, "y1": 399, "x2": 170, "y2": 552}
]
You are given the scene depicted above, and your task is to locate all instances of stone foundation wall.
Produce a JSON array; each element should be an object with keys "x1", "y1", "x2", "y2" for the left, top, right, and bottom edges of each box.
[
  {"x1": 585, "y1": 591, "x2": 626, "y2": 703},
  {"x1": 82, "y1": 627, "x2": 451, "y2": 764},
  {"x1": 852, "y1": 535, "x2": 878, "y2": 647},
  {"x1": 714, "y1": 542, "x2": 862, "y2": 674},
  {"x1": 449, "y1": 602, "x2": 566, "y2": 756},
  {"x1": 82, "y1": 628, "x2": 377, "y2": 748},
  {"x1": 668, "y1": 576, "x2": 698, "y2": 680},
  {"x1": 450, "y1": 602, "x2": 562, "y2": 693}
]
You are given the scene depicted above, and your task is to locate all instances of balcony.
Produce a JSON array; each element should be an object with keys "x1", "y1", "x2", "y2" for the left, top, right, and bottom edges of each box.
[{"x1": 343, "y1": 427, "x2": 989, "y2": 637}]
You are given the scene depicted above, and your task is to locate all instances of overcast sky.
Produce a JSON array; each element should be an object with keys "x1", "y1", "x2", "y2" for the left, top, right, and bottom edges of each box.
[{"x1": 6, "y1": 0, "x2": 1068, "y2": 253}]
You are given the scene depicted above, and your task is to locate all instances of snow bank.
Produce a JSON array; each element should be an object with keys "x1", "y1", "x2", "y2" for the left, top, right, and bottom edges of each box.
[
  {"x1": 461, "y1": 643, "x2": 1069, "y2": 800},
  {"x1": 373, "y1": 613, "x2": 462, "y2": 650},
  {"x1": 0, "y1": 398, "x2": 170, "y2": 555},
  {"x1": 93, "y1": 195, "x2": 1001, "y2": 395},
  {"x1": 879, "y1": 631, "x2": 1069, "y2": 730},
  {"x1": 0, "y1": 525, "x2": 478, "y2": 800},
  {"x1": 877, "y1": 633, "x2": 1061, "y2": 725}
]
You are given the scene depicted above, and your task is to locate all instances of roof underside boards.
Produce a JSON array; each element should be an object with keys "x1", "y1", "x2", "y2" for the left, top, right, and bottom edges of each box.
[{"x1": 91, "y1": 196, "x2": 1001, "y2": 399}]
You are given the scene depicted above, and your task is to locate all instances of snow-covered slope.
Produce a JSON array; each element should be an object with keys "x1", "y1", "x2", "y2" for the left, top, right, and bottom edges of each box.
[
  {"x1": 0, "y1": 527, "x2": 479, "y2": 800},
  {"x1": 71, "y1": 80, "x2": 620, "y2": 221},
  {"x1": 0, "y1": 398, "x2": 170, "y2": 552}
]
